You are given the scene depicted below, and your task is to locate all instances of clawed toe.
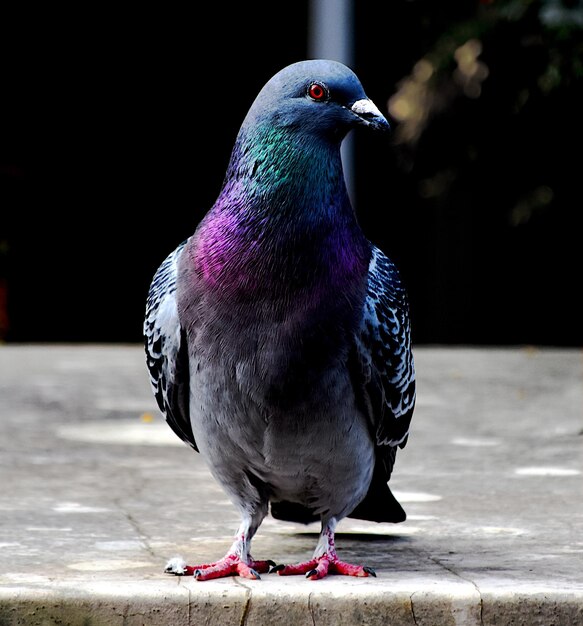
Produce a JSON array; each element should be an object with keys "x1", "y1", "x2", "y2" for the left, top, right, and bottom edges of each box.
[{"x1": 268, "y1": 563, "x2": 285, "y2": 574}]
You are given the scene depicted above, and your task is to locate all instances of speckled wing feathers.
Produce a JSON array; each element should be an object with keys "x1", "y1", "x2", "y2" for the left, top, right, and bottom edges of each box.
[
  {"x1": 356, "y1": 246, "x2": 416, "y2": 465},
  {"x1": 144, "y1": 240, "x2": 197, "y2": 450}
]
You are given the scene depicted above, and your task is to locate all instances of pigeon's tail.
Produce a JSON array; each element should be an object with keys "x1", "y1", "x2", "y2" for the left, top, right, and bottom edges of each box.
[{"x1": 348, "y1": 480, "x2": 406, "y2": 523}]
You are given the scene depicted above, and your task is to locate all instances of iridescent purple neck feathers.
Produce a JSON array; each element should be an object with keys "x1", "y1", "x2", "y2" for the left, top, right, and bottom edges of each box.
[{"x1": 190, "y1": 123, "x2": 370, "y2": 300}]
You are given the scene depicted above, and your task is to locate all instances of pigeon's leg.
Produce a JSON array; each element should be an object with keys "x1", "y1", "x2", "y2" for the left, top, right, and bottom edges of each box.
[
  {"x1": 165, "y1": 507, "x2": 272, "y2": 580},
  {"x1": 275, "y1": 518, "x2": 376, "y2": 580}
]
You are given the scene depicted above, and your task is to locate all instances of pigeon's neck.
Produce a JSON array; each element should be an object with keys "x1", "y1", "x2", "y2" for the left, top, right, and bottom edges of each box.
[
  {"x1": 190, "y1": 124, "x2": 370, "y2": 299},
  {"x1": 224, "y1": 123, "x2": 345, "y2": 205}
]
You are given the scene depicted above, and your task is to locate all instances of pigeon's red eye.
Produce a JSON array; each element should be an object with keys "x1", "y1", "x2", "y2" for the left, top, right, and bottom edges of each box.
[{"x1": 308, "y1": 82, "x2": 328, "y2": 101}]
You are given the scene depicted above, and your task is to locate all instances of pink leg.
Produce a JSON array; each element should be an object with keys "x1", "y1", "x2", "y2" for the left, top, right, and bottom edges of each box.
[
  {"x1": 165, "y1": 515, "x2": 274, "y2": 581},
  {"x1": 275, "y1": 519, "x2": 376, "y2": 580}
]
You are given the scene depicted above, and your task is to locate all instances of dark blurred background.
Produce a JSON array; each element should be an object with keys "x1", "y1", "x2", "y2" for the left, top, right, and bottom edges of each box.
[{"x1": 2, "y1": 0, "x2": 582, "y2": 345}]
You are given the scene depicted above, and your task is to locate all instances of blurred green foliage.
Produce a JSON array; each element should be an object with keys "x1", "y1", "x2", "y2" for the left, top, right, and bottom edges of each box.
[{"x1": 390, "y1": 0, "x2": 582, "y2": 222}]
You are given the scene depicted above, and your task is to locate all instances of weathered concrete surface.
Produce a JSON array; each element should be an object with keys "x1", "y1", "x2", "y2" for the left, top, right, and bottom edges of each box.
[{"x1": 0, "y1": 345, "x2": 581, "y2": 625}]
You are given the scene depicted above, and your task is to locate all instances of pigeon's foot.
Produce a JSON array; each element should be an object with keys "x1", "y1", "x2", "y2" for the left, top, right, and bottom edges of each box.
[
  {"x1": 273, "y1": 518, "x2": 376, "y2": 580},
  {"x1": 165, "y1": 554, "x2": 275, "y2": 581},
  {"x1": 274, "y1": 554, "x2": 375, "y2": 580}
]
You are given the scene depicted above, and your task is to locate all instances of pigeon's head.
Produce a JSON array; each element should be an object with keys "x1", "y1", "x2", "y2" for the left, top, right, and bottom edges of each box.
[{"x1": 244, "y1": 59, "x2": 389, "y2": 142}]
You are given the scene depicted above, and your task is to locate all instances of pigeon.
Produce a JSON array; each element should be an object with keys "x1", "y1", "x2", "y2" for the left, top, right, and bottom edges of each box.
[{"x1": 144, "y1": 59, "x2": 415, "y2": 581}]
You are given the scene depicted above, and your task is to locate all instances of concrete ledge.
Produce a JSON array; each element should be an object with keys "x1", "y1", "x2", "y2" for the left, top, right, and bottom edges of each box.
[
  {"x1": 1, "y1": 579, "x2": 582, "y2": 625},
  {"x1": 0, "y1": 345, "x2": 581, "y2": 625}
]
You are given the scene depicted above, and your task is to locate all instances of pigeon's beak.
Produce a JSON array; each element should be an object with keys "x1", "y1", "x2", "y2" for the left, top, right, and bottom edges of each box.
[{"x1": 350, "y1": 99, "x2": 390, "y2": 131}]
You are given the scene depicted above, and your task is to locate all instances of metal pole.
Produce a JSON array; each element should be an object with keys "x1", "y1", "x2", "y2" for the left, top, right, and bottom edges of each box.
[{"x1": 308, "y1": 0, "x2": 356, "y2": 205}]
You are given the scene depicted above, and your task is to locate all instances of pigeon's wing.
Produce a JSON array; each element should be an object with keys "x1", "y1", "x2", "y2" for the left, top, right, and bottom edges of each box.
[
  {"x1": 353, "y1": 245, "x2": 416, "y2": 478},
  {"x1": 144, "y1": 240, "x2": 197, "y2": 450}
]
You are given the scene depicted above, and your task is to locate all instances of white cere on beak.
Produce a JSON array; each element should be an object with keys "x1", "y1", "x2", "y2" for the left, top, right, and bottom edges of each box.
[{"x1": 350, "y1": 98, "x2": 388, "y2": 128}]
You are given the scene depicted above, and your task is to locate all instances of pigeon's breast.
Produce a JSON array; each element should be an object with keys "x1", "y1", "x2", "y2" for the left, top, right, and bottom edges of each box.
[
  {"x1": 178, "y1": 221, "x2": 371, "y2": 404},
  {"x1": 188, "y1": 283, "x2": 358, "y2": 410},
  {"x1": 186, "y1": 309, "x2": 375, "y2": 517}
]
